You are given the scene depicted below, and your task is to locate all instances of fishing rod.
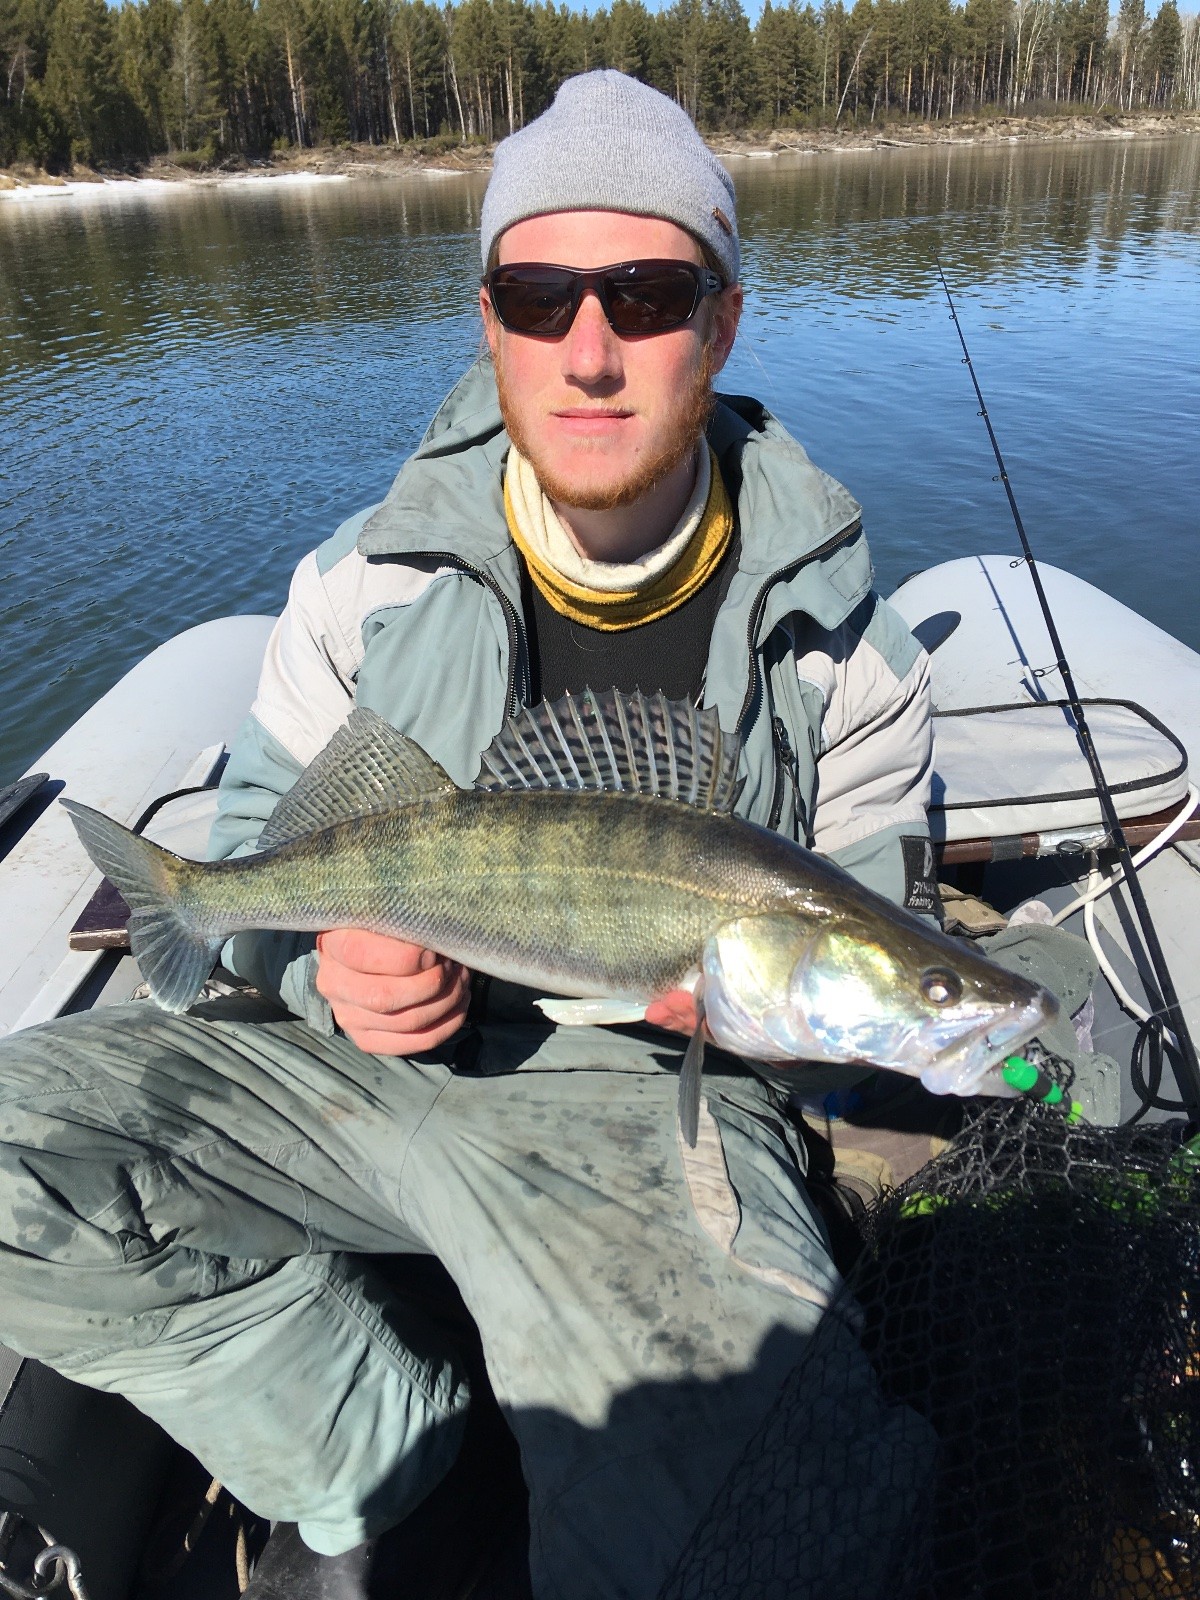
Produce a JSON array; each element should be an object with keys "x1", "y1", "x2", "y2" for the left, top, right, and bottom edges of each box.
[{"x1": 933, "y1": 257, "x2": 1200, "y2": 1126}]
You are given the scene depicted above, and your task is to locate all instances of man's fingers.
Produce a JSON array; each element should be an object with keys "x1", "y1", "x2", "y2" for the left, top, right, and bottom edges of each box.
[
  {"x1": 315, "y1": 949, "x2": 464, "y2": 1014},
  {"x1": 322, "y1": 962, "x2": 470, "y2": 1040},
  {"x1": 367, "y1": 972, "x2": 470, "y2": 1038},
  {"x1": 313, "y1": 931, "x2": 473, "y2": 1055},
  {"x1": 347, "y1": 1009, "x2": 470, "y2": 1057},
  {"x1": 316, "y1": 928, "x2": 433, "y2": 977},
  {"x1": 645, "y1": 990, "x2": 700, "y2": 1035},
  {"x1": 334, "y1": 968, "x2": 472, "y2": 1054}
]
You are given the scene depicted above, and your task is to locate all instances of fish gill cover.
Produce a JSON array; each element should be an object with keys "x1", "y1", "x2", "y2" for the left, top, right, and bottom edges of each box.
[{"x1": 660, "y1": 1098, "x2": 1200, "y2": 1600}]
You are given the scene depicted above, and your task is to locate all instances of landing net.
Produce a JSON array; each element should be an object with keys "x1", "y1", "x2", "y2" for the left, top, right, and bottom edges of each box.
[{"x1": 661, "y1": 1098, "x2": 1200, "y2": 1600}]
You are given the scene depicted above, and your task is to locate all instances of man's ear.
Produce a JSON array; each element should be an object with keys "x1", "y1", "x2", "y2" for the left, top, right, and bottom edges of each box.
[
  {"x1": 480, "y1": 289, "x2": 501, "y2": 361},
  {"x1": 708, "y1": 284, "x2": 744, "y2": 377}
]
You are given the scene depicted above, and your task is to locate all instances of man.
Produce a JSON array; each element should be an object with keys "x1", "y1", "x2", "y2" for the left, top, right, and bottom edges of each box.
[{"x1": 0, "y1": 72, "x2": 937, "y2": 1598}]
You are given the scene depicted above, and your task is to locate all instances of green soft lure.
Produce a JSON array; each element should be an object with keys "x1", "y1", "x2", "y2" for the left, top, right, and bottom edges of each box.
[{"x1": 1002, "y1": 1055, "x2": 1083, "y2": 1124}]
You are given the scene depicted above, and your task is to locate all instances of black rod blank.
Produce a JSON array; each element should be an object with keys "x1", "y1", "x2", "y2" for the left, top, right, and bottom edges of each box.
[{"x1": 933, "y1": 257, "x2": 1200, "y2": 1122}]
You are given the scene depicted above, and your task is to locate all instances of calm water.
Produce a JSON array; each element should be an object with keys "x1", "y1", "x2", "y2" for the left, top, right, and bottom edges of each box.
[{"x1": 2, "y1": 137, "x2": 1198, "y2": 786}]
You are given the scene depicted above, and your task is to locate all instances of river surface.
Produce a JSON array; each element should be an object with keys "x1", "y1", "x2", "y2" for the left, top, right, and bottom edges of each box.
[{"x1": 1, "y1": 135, "x2": 1198, "y2": 785}]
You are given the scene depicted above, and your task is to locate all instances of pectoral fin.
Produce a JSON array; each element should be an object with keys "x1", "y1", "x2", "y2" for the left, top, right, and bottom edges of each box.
[
  {"x1": 536, "y1": 997, "x2": 648, "y2": 1026},
  {"x1": 678, "y1": 991, "x2": 706, "y2": 1150}
]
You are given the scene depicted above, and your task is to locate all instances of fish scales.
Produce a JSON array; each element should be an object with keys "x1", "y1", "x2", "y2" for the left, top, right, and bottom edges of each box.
[
  {"x1": 61, "y1": 690, "x2": 1056, "y2": 1118},
  {"x1": 179, "y1": 788, "x2": 826, "y2": 999}
]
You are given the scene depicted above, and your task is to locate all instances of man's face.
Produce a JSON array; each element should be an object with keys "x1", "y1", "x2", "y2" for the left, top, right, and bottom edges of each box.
[{"x1": 481, "y1": 211, "x2": 742, "y2": 510}]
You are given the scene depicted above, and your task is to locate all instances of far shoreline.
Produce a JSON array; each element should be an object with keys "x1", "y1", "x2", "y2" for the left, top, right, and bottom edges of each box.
[{"x1": 2, "y1": 108, "x2": 1197, "y2": 198}]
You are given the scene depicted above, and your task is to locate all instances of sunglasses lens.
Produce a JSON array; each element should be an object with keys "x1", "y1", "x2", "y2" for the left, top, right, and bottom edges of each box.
[
  {"x1": 487, "y1": 262, "x2": 711, "y2": 337},
  {"x1": 604, "y1": 265, "x2": 700, "y2": 334},
  {"x1": 490, "y1": 269, "x2": 576, "y2": 335}
]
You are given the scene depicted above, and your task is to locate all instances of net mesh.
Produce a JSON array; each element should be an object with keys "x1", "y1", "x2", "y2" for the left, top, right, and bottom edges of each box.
[{"x1": 661, "y1": 1098, "x2": 1200, "y2": 1600}]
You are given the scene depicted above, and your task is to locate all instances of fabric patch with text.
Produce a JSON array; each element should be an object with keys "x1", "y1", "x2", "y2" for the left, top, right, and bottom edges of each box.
[{"x1": 901, "y1": 835, "x2": 940, "y2": 918}]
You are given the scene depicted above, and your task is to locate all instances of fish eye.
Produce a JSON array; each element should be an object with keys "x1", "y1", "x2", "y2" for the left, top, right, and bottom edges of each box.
[{"x1": 920, "y1": 967, "x2": 963, "y2": 1007}]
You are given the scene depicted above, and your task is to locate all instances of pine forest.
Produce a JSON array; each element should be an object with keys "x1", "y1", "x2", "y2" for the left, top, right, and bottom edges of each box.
[{"x1": 2, "y1": 0, "x2": 1198, "y2": 172}]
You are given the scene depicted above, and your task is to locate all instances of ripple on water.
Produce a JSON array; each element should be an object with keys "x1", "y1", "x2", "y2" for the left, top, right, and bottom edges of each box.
[{"x1": 1, "y1": 139, "x2": 1199, "y2": 783}]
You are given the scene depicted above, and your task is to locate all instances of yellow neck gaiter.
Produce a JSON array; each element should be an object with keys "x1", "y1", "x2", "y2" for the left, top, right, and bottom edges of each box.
[{"x1": 504, "y1": 446, "x2": 734, "y2": 633}]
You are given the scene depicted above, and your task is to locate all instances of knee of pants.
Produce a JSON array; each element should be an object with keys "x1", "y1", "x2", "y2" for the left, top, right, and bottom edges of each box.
[{"x1": 0, "y1": 1115, "x2": 143, "y2": 1271}]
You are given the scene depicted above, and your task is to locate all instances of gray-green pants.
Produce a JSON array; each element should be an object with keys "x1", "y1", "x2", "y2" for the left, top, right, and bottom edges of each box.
[{"x1": 0, "y1": 995, "x2": 918, "y2": 1597}]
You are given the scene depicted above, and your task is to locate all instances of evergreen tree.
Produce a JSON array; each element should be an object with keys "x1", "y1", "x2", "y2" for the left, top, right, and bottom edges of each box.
[
  {"x1": 117, "y1": 0, "x2": 177, "y2": 152},
  {"x1": 605, "y1": 0, "x2": 651, "y2": 79},
  {"x1": 841, "y1": 0, "x2": 877, "y2": 118},
  {"x1": 662, "y1": 0, "x2": 706, "y2": 122},
  {"x1": 205, "y1": 0, "x2": 270, "y2": 154},
  {"x1": 260, "y1": 0, "x2": 312, "y2": 146},
  {"x1": 704, "y1": 0, "x2": 754, "y2": 127},
  {"x1": 1145, "y1": 0, "x2": 1181, "y2": 105},
  {"x1": 1, "y1": 0, "x2": 67, "y2": 165},
  {"x1": 5, "y1": 0, "x2": 1200, "y2": 174},
  {"x1": 43, "y1": 0, "x2": 135, "y2": 162},
  {"x1": 390, "y1": 1, "x2": 446, "y2": 138},
  {"x1": 754, "y1": 0, "x2": 806, "y2": 122},
  {"x1": 167, "y1": 0, "x2": 219, "y2": 150}
]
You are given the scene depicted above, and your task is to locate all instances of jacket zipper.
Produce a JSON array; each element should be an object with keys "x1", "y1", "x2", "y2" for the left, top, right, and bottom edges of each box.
[
  {"x1": 422, "y1": 514, "x2": 861, "y2": 729},
  {"x1": 420, "y1": 551, "x2": 527, "y2": 716},
  {"x1": 734, "y1": 517, "x2": 863, "y2": 734},
  {"x1": 767, "y1": 716, "x2": 801, "y2": 833}
]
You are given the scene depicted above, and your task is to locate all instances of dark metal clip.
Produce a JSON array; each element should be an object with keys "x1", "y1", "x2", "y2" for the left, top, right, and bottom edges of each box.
[{"x1": 0, "y1": 1515, "x2": 91, "y2": 1600}]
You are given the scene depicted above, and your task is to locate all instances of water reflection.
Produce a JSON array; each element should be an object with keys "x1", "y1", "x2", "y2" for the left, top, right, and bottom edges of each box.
[
  {"x1": 1, "y1": 137, "x2": 1197, "y2": 785},
  {"x1": 736, "y1": 136, "x2": 1200, "y2": 298},
  {"x1": 0, "y1": 176, "x2": 486, "y2": 370}
]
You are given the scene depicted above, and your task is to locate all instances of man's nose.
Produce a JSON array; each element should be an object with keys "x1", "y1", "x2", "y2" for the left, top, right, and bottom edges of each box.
[{"x1": 560, "y1": 288, "x2": 623, "y2": 386}]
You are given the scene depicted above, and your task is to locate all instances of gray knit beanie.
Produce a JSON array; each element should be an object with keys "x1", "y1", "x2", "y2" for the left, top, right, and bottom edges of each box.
[{"x1": 481, "y1": 71, "x2": 740, "y2": 284}]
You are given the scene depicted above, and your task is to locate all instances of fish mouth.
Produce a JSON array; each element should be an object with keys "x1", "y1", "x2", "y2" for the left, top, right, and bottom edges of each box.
[{"x1": 920, "y1": 988, "x2": 1058, "y2": 1098}]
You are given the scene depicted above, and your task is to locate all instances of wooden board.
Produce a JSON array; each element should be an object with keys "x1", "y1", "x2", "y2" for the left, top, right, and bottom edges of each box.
[
  {"x1": 939, "y1": 805, "x2": 1200, "y2": 865},
  {"x1": 68, "y1": 878, "x2": 132, "y2": 952}
]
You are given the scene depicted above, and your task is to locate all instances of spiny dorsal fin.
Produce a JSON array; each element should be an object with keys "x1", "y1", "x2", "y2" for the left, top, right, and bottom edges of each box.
[
  {"x1": 259, "y1": 708, "x2": 456, "y2": 850},
  {"x1": 475, "y1": 689, "x2": 742, "y2": 813}
]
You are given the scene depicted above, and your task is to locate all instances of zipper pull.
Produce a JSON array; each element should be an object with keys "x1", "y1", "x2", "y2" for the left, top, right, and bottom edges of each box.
[
  {"x1": 768, "y1": 716, "x2": 803, "y2": 832},
  {"x1": 773, "y1": 716, "x2": 801, "y2": 783}
]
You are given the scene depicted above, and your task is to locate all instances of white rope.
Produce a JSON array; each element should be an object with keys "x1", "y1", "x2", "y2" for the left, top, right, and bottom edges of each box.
[
  {"x1": 1051, "y1": 785, "x2": 1199, "y2": 1048},
  {"x1": 1082, "y1": 886, "x2": 1179, "y2": 1048},
  {"x1": 1049, "y1": 786, "x2": 1200, "y2": 928}
]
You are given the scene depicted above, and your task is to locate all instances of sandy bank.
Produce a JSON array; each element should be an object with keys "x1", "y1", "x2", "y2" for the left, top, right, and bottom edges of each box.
[
  {"x1": 708, "y1": 108, "x2": 1200, "y2": 160},
  {"x1": 2, "y1": 109, "x2": 1196, "y2": 197}
]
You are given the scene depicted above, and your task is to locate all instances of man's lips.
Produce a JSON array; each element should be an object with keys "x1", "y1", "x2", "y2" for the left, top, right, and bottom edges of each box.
[{"x1": 551, "y1": 409, "x2": 635, "y2": 436}]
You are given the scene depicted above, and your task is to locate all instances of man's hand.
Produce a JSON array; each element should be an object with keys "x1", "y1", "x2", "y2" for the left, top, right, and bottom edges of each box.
[
  {"x1": 315, "y1": 929, "x2": 471, "y2": 1055},
  {"x1": 644, "y1": 990, "x2": 702, "y2": 1037}
]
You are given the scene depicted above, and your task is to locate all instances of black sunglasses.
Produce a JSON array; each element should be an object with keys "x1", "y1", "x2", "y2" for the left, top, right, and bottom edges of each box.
[{"x1": 483, "y1": 259, "x2": 725, "y2": 338}]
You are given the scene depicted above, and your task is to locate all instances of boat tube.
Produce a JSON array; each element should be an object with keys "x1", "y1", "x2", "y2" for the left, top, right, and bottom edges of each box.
[{"x1": 1, "y1": 560, "x2": 1197, "y2": 1598}]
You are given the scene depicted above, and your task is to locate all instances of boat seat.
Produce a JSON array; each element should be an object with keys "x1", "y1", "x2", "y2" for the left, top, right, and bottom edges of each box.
[
  {"x1": 930, "y1": 698, "x2": 1195, "y2": 863},
  {"x1": 68, "y1": 700, "x2": 1199, "y2": 946}
]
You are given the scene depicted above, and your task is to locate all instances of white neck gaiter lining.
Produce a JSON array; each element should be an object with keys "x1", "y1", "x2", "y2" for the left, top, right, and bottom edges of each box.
[{"x1": 504, "y1": 445, "x2": 711, "y2": 594}]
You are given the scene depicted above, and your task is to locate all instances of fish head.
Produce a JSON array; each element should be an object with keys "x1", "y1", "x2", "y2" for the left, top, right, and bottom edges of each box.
[{"x1": 701, "y1": 911, "x2": 1058, "y2": 1097}]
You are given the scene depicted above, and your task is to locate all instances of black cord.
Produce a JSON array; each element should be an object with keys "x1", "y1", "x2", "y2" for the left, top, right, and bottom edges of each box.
[
  {"x1": 1124, "y1": 1015, "x2": 1188, "y2": 1125},
  {"x1": 933, "y1": 256, "x2": 1200, "y2": 1124}
]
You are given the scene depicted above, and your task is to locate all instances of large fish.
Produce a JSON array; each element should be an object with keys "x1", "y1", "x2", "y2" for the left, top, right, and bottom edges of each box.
[{"x1": 63, "y1": 689, "x2": 1056, "y2": 1144}]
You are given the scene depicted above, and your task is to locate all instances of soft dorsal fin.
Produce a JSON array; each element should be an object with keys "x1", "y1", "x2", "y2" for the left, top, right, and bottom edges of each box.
[
  {"x1": 475, "y1": 689, "x2": 742, "y2": 813},
  {"x1": 259, "y1": 708, "x2": 456, "y2": 850}
]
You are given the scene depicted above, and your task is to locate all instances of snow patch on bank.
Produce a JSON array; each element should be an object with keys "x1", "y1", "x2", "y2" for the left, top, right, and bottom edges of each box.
[{"x1": 0, "y1": 171, "x2": 352, "y2": 202}]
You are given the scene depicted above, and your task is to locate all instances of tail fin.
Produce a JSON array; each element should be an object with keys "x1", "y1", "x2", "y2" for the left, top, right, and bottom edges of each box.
[{"x1": 62, "y1": 799, "x2": 222, "y2": 1013}]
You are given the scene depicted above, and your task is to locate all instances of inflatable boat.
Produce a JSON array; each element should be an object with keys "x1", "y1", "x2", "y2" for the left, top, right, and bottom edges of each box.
[{"x1": 1, "y1": 556, "x2": 1198, "y2": 1598}]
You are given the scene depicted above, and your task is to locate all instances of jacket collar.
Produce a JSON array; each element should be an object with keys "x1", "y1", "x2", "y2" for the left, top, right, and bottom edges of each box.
[{"x1": 357, "y1": 358, "x2": 863, "y2": 585}]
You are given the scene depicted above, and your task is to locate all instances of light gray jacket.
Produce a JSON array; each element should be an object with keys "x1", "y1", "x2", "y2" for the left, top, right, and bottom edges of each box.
[{"x1": 209, "y1": 359, "x2": 935, "y2": 1030}]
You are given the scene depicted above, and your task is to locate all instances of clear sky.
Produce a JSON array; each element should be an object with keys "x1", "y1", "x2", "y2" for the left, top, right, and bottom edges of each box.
[
  {"x1": 99, "y1": 0, "x2": 1144, "y2": 21},
  {"x1": 641, "y1": 0, "x2": 1131, "y2": 23}
]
